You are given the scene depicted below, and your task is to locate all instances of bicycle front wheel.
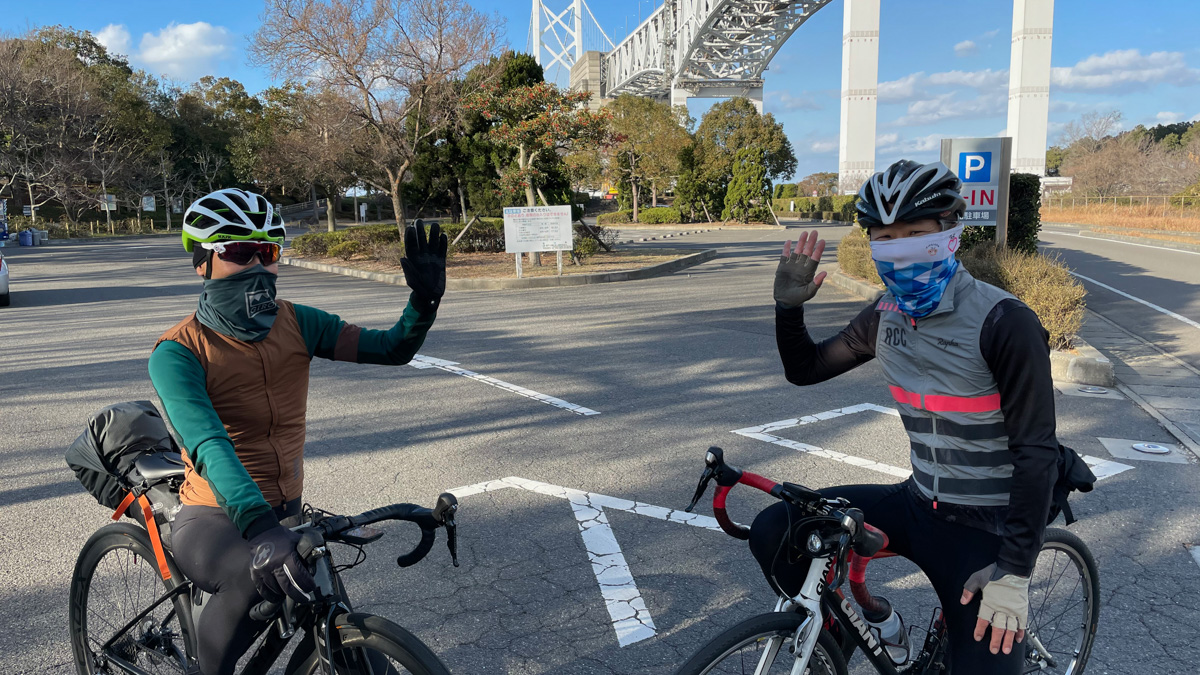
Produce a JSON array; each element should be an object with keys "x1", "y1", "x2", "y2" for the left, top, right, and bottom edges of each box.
[
  {"x1": 286, "y1": 612, "x2": 451, "y2": 675},
  {"x1": 1023, "y1": 527, "x2": 1101, "y2": 674},
  {"x1": 675, "y1": 612, "x2": 848, "y2": 675},
  {"x1": 69, "y1": 522, "x2": 195, "y2": 674}
]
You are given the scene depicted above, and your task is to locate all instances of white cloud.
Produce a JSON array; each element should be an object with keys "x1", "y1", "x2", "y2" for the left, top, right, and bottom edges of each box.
[
  {"x1": 891, "y1": 90, "x2": 1008, "y2": 127},
  {"x1": 1192, "y1": 112, "x2": 1200, "y2": 122},
  {"x1": 877, "y1": 133, "x2": 943, "y2": 157},
  {"x1": 809, "y1": 138, "x2": 838, "y2": 153},
  {"x1": 95, "y1": 24, "x2": 132, "y2": 58},
  {"x1": 981, "y1": 29, "x2": 1001, "y2": 39},
  {"x1": 766, "y1": 90, "x2": 822, "y2": 112},
  {"x1": 954, "y1": 40, "x2": 977, "y2": 57},
  {"x1": 878, "y1": 68, "x2": 1007, "y2": 104},
  {"x1": 138, "y1": 22, "x2": 233, "y2": 80},
  {"x1": 1051, "y1": 49, "x2": 1200, "y2": 92},
  {"x1": 1155, "y1": 111, "x2": 1183, "y2": 124}
]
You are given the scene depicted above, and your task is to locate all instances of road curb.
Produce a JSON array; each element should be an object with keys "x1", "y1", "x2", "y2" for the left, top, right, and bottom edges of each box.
[
  {"x1": 1043, "y1": 226, "x2": 1200, "y2": 254},
  {"x1": 281, "y1": 248, "x2": 719, "y2": 291},
  {"x1": 827, "y1": 270, "x2": 1115, "y2": 387},
  {"x1": 617, "y1": 228, "x2": 720, "y2": 244}
]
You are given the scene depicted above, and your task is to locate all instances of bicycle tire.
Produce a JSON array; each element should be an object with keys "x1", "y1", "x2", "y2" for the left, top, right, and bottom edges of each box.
[
  {"x1": 285, "y1": 612, "x2": 451, "y2": 675},
  {"x1": 675, "y1": 612, "x2": 848, "y2": 675},
  {"x1": 1023, "y1": 527, "x2": 1100, "y2": 675},
  {"x1": 69, "y1": 522, "x2": 196, "y2": 674}
]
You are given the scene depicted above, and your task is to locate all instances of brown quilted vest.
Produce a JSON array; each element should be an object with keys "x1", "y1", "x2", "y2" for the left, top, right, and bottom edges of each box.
[{"x1": 155, "y1": 300, "x2": 309, "y2": 508}]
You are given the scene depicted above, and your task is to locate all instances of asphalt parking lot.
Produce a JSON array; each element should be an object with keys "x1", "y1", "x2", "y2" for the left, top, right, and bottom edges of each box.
[{"x1": 1, "y1": 228, "x2": 1198, "y2": 673}]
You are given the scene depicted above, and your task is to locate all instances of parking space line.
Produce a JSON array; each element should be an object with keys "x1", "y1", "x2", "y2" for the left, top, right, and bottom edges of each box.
[
  {"x1": 1046, "y1": 230, "x2": 1200, "y2": 257},
  {"x1": 409, "y1": 354, "x2": 600, "y2": 415},
  {"x1": 448, "y1": 476, "x2": 719, "y2": 647},
  {"x1": 733, "y1": 403, "x2": 1134, "y2": 482}
]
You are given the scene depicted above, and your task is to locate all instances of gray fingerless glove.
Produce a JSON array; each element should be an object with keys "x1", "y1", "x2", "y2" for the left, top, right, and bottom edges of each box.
[
  {"x1": 773, "y1": 248, "x2": 822, "y2": 308},
  {"x1": 964, "y1": 563, "x2": 1030, "y2": 632}
]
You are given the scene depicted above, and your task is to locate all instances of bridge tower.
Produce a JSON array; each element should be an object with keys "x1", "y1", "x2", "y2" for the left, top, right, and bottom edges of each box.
[
  {"x1": 838, "y1": 0, "x2": 880, "y2": 195},
  {"x1": 1007, "y1": 0, "x2": 1054, "y2": 176},
  {"x1": 529, "y1": 0, "x2": 614, "y2": 86}
]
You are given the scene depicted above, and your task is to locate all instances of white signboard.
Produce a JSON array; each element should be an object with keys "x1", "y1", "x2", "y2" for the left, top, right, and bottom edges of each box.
[
  {"x1": 503, "y1": 206, "x2": 573, "y2": 253},
  {"x1": 101, "y1": 194, "x2": 117, "y2": 211},
  {"x1": 940, "y1": 137, "x2": 1012, "y2": 228},
  {"x1": 142, "y1": 195, "x2": 157, "y2": 212},
  {"x1": 23, "y1": 205, "x2": 32, "y2": 216},
  {"x1": 172, "y1": 198, "x2": 184, "y2": 214}
]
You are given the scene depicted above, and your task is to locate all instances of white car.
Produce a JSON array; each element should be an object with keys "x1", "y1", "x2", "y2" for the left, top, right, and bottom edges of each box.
[{"x1": 0, "y1": 248, "x2": 9, "y2": 307}]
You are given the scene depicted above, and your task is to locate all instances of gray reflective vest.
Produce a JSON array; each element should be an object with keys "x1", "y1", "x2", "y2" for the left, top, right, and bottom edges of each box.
[{"x1": 875, "y1": 267, "x2": 1016, "y2": 507}]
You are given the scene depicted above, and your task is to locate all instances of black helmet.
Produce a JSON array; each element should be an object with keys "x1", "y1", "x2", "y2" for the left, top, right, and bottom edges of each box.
[{"x1": 855, "y1": 160, "x2": 967, "y2": 228}]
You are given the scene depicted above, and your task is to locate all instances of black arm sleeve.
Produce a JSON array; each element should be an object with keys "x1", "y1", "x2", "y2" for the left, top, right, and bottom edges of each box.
[
  {"x1": 776, "y1": 300, "x2": 879, "y2": 386},
  {"x1": 981, "y1": 299, "x2": 1059, "y2": 577}
]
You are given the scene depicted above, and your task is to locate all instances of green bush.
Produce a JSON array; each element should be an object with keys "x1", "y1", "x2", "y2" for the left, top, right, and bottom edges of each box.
[
  {"x1": 780, "y1": 184, "x2": 799, "y2": 199},
  {"x1": 445, "y1": 218, "x2": 505, "y2": 253},
  {"x1": 960, "y1": 173, "x2": 1042, "y2": 255},
  {"x1": 794, "y1": 197, "x2": 816, "y2": 213},
  {"x1": 291, "y1": 233, "x2": 330, "y2": 257},
  {"x1": 574, "y1": 235, "x2": 600, "y2": 260},
  {"x1": 597, "y1": 210, "x2": 632, "y2": 225},
  {"x1": 817, "y1": 195, "x2": 834, "y2": 212},
  {"x1": 328, "y1": 241, "x2": 360, "y2": 261},
  {"x1": 821, "y1": 211, "x2": 834, "y2": 221},
  {"x1": 637, "y1": 207, "x2": 683, "y2": 224},
  {"x1": 836, "y1": 226, "x2": 882, "y2": 285},
  {"x1": 832, "y1": 195, "x2": 858, "y2": 221}
]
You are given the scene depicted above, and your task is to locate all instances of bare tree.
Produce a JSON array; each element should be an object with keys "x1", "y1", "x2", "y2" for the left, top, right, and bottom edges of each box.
[
  {"x1": 251, "y1": 0, "x2": 503, "y2": 230},
  {"x1": 1058, "y1": 111, "x2": 1123, "y2": 156}
]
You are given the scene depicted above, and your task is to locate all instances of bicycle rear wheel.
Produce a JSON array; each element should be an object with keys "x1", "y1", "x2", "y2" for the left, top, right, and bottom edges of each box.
[
  {"x1": 674, "y1": 612, "x2": 848, "y2": 675},
  {"x1": 285, "y1": 612, "x2": 450, "y2": 675},
  {"x1": 1023, "y1": 527, "x2": 1100, "y2": 674},
  {"x1": 69, "y1": 522, "x2": 195, "y2": 674}
]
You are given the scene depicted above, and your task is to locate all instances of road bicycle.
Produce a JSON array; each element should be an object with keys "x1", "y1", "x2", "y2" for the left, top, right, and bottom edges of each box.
[
  {"x1": 675, "y1": 448, "x2": 1100, "y2": 675},
  {"x1": 68, "y1": 451, "x2": 461, "y2": 674}
]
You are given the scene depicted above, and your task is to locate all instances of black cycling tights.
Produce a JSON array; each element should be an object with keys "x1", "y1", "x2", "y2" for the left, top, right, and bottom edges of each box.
[
  {"x1": 749, "y1": 482, "x2": 1024, "y2": 675},
  {"x1": 171, "y1": 500, "x2": 300, "y2": 675}
]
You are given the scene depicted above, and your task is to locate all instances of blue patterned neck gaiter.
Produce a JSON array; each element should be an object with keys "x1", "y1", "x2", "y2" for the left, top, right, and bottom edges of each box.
[{"x1": 870, "y1": 224, "x2": 963, "y2": 319}]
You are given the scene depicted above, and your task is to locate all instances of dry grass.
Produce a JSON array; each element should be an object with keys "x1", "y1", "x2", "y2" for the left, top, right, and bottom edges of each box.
[
  {"x1": 835, "y1": 226, "x2": 882, "y2": 285},
  {"x1": 959, "y1": 244, "x2": 1086, "y2": 351},
  {"x1": 1041, "y1": 205, "x2": 1200, "y2": 233},
  {"x1": 290, "y1": 249, "x2": 687, "y2": 279}
]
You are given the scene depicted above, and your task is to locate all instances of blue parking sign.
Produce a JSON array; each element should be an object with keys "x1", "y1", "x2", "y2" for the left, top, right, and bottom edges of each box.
[{"x1": 959, "y1": 152, "x2": 992, "y2": 183}]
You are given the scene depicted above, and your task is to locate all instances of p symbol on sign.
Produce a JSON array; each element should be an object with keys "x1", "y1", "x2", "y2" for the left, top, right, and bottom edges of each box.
[{"x1": 959, "y1": 152, "x2": 992, "y2": 183}]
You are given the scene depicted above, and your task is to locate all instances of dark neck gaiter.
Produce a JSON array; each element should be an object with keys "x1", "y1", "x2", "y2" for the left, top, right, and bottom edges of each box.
[{"x1": 195, "y1": 265, "x2": 279, "y2": 342}]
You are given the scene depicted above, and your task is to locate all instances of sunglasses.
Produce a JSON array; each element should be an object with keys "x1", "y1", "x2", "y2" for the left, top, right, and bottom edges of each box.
[{"x1": 201, "y1": 241, "x2": 282, "y2": 266}]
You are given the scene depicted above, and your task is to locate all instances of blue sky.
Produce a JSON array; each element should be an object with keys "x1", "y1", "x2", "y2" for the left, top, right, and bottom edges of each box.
[{"x1": 6, "y1": 0, "x2": 1200, "y2": 178}]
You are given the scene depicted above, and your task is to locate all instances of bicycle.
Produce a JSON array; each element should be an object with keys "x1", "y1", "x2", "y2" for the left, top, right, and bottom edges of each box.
[
  {"x1": 68, "y1": 450, "x2": 461, "y2": 674},
  {"x1": 674, "y1": 448, "x2": 1100, "y2": 675}
]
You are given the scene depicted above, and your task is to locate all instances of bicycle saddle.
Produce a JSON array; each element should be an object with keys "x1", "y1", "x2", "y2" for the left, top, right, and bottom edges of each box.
[{"x1": 134, "y1": 452, "x2": 187, "y2": 483}]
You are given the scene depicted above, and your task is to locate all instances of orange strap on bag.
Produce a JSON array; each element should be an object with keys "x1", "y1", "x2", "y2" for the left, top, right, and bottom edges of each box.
[{"x1": 110, "y1": 491, "x2": 173, "y2": 581}]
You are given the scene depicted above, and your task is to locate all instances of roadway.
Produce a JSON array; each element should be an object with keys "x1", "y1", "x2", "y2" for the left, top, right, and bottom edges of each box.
[{"x1": 0, "y1": 229, "x2": 1197, "y2": 673}]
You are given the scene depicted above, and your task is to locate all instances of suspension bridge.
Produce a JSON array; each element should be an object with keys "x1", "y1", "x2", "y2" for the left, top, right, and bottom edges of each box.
[{"x1": 529, "y1": 0, "x2": 1055, "y2": 193}]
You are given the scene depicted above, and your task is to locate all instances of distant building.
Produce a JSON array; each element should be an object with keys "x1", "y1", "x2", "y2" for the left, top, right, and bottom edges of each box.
[{"x1": 569, "y1": 51, "x2": 610, "y2": 111}]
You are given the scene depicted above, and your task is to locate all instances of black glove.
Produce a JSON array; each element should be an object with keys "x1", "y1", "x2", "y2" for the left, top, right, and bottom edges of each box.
[
  {"x1": 400, "y1": 220, "x2": 447, "y2": 313},
  {"x1": 247, "y1": 519, "x2": 317, "y2": 604}
]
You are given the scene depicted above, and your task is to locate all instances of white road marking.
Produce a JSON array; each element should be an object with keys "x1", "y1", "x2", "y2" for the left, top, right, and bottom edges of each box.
[
  {"x1": 1187, "y1": 544, "x2": 1200, "y2": 571},
  {"x1": 409, "y1": 354, "x2": 600, "y2": 415},
  {"x1": 734, "y1": 403, "x2": 1134, "y2": 482},
  {"x1": 1045, "y1": 229, "x2": 1200, "y2": 256},
  {"x1": 1069, "y1": 272, "x2": 1200, "y2": 332},
  {"x1": 448, "y1": 476, "x2": 719, "y2": 647}
]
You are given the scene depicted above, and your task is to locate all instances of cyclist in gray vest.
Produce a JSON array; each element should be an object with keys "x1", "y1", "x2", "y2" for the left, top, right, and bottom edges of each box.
[{"x1": 751, "y1": 160, "x2": 1059, "y2": 674}]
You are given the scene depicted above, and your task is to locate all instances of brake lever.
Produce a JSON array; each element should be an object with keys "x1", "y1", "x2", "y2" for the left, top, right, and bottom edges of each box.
[
  {"x1": 434, "y1": 492, "x2": 460, "y2": 567},
  {"x1": 685, "y1": 466, "x2": 715, "y2": 513},
  {"x1": 444, "y1": 516, "x2": 459, "y2": 567},
  {"x1": 830, "y1": 532, "x2": 851, "y2": 591}
]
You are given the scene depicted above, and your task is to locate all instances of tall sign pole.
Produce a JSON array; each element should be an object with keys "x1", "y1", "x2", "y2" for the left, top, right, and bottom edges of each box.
[
  {"x1": 837, "y1": 0, "x2": 880, "y2": 195},
  {"x1": 1007, "y1": 0, "x2": 1055, "y2": 177}
]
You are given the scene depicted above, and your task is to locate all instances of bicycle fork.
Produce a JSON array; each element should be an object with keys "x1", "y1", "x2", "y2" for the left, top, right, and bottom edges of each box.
[{"x1": 765, "y1": 559, "x2": 831, "y2": 674}]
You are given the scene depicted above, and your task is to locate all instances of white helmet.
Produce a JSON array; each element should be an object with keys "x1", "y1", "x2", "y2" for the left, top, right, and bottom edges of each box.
[{"x1": 182, "y1": 188, "x2": 285, "y2": 252}]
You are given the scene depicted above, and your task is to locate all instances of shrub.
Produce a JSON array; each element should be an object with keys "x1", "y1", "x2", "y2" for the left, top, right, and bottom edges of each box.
[
  {"x1": 446, "y1": 218, "x2": 505, "y2": 253},
  {"x1": 328, "y1": 241, "x2": 360, "y2": 261},
  {"x1": 959, "y1": 244, "x2": 1084, "y2": 350},
  {"x1": 773, "y1": 184, "x2": 785, "y2": 199},
  {"x1": 597, "y1": 210, "x2": 632, "y2": 225},
  {"x1": 821, "y1": 211, "x2": 835, "y2": 221},
  {"x1": 836, "y1": 226, "x2": 882, "y2": 285},
  {"x1": 832, "y1": 195, "x2": 858, "y2": 221},
  {"x1": 817, "y1": 195, "x2": 834, "y2": 212},
  {"x1": 574, "y1": 235, "x2": 600, "y2": 260},
  {"x1": 372, "y1": 241, "x2": 406, "y2": 267},
  {"x1": 794, "y1": 197, "x2": 816, "y2": 213},
  {"x1": 779, "y1": 184, "x2": 799, "y2": 199},
  {"x1": 1005, "y1": 173, "x2": 1042, "y2": 255},
  {"x1": 290, "y1": 233, "x2": 330, "y2": 257},
  {"x1": 638, "y1": 207, "x2": 682, "y2": 224},
  {"x1": 575, "y1": 222, "x2": 618, "y2": 250}
]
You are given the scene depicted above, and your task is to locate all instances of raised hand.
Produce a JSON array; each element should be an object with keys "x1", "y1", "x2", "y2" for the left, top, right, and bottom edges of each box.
[
  {"x1": 400, "y1": 220, "x2": 448, "y2": 313},
  {"x1": 773, "y1": 229, "x2": 827, "y2": 309}
]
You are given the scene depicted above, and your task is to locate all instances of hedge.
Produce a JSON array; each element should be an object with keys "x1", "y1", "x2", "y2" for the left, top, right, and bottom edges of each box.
[
  {"x1": 960, "y1": 172, "x2": 1041, "y2": 255},
  {"x1": 597, "y1": 210, "x2": 632, "y2": 225},
  {"x1": 637, "y1": 207, "x2": 683, "y2": 224},
  {"x1": 836, "y1": 226, "x2": 1084, "y2": 349}
]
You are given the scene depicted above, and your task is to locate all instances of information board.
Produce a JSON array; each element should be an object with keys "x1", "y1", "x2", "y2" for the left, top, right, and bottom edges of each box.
[
  {"x1": 142, "y1": 195, "x2": 157, "y2": 212},
  {"x1": 503, "y1": 206, "x2": 573, "y2": 253},
  {"x1": 101, "y1": 194, "x2": 117, "y2": 212}
]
